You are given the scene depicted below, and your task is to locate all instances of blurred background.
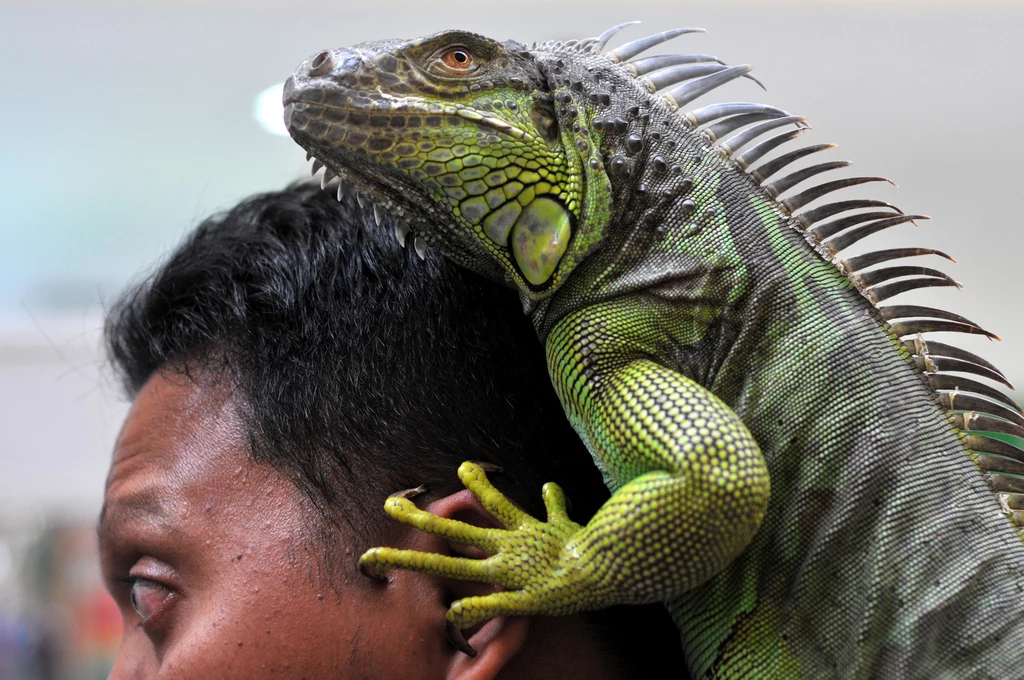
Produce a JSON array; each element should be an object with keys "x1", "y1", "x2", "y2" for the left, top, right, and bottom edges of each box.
[{"x1": 1, "y1": 0, "x2": 1021, "y2": 676}]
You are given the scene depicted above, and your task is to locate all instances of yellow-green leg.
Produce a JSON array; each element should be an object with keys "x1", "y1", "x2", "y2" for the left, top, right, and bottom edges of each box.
[{"x1": 359, "y1": 305, "x2": 770, "y2": 655}]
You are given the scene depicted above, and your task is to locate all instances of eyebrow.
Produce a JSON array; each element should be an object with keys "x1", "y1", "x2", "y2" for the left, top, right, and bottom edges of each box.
[{"x1": 97, "y1": 490, "x2": 175, "y2": 542}]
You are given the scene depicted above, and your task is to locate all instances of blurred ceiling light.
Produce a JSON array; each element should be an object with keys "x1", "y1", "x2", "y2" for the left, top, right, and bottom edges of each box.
[{"x1": 254, "y1": 83, "x2": 288, "y2": 136}]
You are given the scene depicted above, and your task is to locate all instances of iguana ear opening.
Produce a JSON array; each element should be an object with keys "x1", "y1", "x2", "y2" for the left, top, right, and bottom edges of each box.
[{"x1": 529, "y1": 94, "x2": 560, "y2": 144}]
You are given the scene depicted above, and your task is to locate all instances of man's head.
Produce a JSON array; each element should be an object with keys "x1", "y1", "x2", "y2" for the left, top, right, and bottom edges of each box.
[{"x1": 100, "y1": 183, "x2": 681, "y2": 677}]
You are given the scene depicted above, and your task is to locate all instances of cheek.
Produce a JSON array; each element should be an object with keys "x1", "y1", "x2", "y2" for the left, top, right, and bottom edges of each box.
[
  {"x1": 156, "y1": 563, "x2": 351, "y2": 676},
  {"x1": 109, "y1": 625, "x2": 159, "y2": 679},
  {"x1": 112, "y1": 563, "x2": 448, "y2": 678}
]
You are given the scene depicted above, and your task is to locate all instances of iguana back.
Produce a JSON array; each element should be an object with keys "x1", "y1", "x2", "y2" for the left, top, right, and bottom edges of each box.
[
  {"x1": 284, "y1": 23, "x2": 1024, "y2": 678},
  {"x1": 524, "y1": 40, "x2": 1024, "y2": 673}
]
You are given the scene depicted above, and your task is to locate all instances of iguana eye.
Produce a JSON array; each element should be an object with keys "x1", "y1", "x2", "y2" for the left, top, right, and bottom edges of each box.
[{"x1": 440, "y1": 47, "x2": 474, "y2": 70}]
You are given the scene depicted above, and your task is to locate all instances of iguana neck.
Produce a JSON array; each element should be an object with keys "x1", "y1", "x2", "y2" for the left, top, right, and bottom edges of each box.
[{"x1": 527, "y1": 65, "x2": 778, "y2": 349}]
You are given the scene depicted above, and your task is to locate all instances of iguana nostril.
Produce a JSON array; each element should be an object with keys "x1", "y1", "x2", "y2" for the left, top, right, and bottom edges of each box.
[{"x1": 309, "y1": 50, "x2": 335, "y2": 76}]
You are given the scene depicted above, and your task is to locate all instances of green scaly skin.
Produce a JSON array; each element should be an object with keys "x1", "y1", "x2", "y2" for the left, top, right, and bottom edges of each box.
[{"x1": 284, "y1": 26, "x2": 1024, "y2": 678}]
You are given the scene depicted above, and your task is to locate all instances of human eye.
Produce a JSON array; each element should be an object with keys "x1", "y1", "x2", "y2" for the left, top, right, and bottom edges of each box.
[
  {"x1": 128, "y1": 576, "x2": 173, "y2": 623},
  {"x1": 114, "y1": 556, "x2": 180, "y2": 629}
]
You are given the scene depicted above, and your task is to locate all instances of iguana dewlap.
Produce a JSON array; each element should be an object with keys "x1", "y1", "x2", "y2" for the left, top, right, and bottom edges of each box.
[{"x1": 283, "y1": 23, "x2": 1024, "y2": 678}]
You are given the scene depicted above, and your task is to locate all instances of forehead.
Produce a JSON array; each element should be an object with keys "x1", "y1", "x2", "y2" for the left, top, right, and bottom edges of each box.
[
  {"x1": 107, "y1": 371, "x2": 239, "y2": 491},
  {"x1": 101, "y1": 371, "x2": 282, "y2": 538}
]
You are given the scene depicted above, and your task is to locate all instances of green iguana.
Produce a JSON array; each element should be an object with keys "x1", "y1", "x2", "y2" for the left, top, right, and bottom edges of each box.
[{"x1": 282, "y1": 23, "x2": 1024, "y2": 678}]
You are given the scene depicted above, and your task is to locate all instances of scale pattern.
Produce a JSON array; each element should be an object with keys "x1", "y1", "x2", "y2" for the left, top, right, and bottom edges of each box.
[{"x1": 283, "y1": 23, "x2": 1024, "y2": 678}]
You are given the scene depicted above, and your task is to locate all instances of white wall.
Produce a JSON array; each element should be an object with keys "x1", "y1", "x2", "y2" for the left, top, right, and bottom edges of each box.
[{"x1": 0, "y1": 321, "x2": 128, "y2": 521}]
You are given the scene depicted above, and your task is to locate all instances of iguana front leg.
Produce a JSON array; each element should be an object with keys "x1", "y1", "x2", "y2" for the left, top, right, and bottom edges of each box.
[{"x1": 359, "y1": 306, "x2": 770, "y2": 653}]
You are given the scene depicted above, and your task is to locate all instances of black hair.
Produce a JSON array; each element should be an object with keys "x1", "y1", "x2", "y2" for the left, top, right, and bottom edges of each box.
[{"x1": 105, "y1": 182, "x2": 683, "y2": 676}]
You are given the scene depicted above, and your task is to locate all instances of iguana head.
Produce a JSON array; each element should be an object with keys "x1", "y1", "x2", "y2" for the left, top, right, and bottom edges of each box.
[{"x1": 284, "y1": 29, "x2": 615, "y2": 300}]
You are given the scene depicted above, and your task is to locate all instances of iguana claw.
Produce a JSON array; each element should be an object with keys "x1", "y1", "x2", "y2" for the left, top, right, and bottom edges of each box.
[
  {"x1": 358, "y1": 461, "x2": 586, "y2": 654},
  {"x1": 358, "y1": 486, "x2": 427, "y2": 582},
  {"x1": 389, "y1": 485, "x2": 427, "y2": 500},
  {"x1": 356, "y1": 557, "x2": 389, "y2": 583},
  {"x1": 445, "y1": 620, "x2": 477, "y2": 657}
]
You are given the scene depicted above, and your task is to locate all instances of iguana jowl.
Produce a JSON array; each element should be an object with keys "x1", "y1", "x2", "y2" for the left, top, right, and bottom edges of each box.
[{"x1": 283, "y1": 23, "x2": 1024, "y2": 678}]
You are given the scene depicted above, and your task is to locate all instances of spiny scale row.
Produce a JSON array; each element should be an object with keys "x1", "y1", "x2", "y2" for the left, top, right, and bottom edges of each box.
[
  {"x1": 568, "y1": 23, "x2": 987, "y2": 333},
  {"x1": 308, "y1": 153, "x2": 430, "y2": 259},
  {"x1": 560, "y1": 24, "x2": 949, "y2": 295}
]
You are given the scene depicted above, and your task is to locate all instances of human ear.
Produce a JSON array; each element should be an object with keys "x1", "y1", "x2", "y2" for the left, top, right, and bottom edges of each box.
[
  {"x1": 410, "y1": 490, "x2": 533, "y2": 680},
  {"x1": 445, "y1": 614, "x2": 530, "y2": 680}
]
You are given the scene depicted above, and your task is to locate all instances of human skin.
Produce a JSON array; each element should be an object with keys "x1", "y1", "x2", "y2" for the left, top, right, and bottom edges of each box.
[{"x1": 98, "y1": 369, "x2": 625, "y2": 679}]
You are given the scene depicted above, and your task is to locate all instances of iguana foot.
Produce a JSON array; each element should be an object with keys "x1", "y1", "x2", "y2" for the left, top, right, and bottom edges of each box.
[{"x1": 358, "y1": 461, "x2": 586, "y2": 655}]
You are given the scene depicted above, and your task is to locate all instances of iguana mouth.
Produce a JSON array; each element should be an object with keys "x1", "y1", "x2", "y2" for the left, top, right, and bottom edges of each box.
[
  {"x1": 285, "y1": 92, "x2": 533, "y2": 142},
  {"x1": 285, "y1": 98, "x2": 444, "y2": 258}
]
